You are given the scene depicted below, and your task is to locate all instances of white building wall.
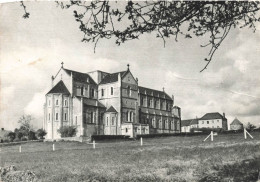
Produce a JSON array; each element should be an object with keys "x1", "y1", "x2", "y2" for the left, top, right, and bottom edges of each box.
[{"x1": 198, "y1": 119, "x2": 223, "y2": 128}]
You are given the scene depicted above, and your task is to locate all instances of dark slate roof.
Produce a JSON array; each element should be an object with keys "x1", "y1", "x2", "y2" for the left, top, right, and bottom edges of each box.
[
  {"x1": 138, "y1": 86, "x2": 172, "y2": 100},
  {"x1": 47, "y1": 80, "x2": 70, "y2": 95},
  {"x1": 200, "y1": 112, "x2": 225, "y2": 120},
  {"x1": 99, "y1": 71, "x2": 126, "y2": 84},
  {"x1": 181, "y1": 118, "x2": 199, "y2": 127},
  {"x1": 190, "y1": 118, "x2": 199, "y2": 125},
  {"x1": 82, "y1": 98, "x2": 106, "y2": 108},
  {"x1": 63, "y1": 68, "x2": 96, "y2": 85},
  {"x1": 181, "y1": 119, "x2": 192, "y2": 127},
  {"x1": 230, "y1": 118, "x2": 243, "y2": 125},
  {"x1": 106, "y1": 106, "x2": 117, "y2": 113}
]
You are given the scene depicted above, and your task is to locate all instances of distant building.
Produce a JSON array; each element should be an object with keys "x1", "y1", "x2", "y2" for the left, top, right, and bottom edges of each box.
[
  {"x1": 43, "y1": 64, "x2": 181, "y2": 139},
  {"x1": 230, "y1": 118, "x2": 243, "y2": 130},
  {"x1": 0, "y1": 128, "x2": 11, "y2": 142},
  {"x1": 198, "y1": 112, "x2": 228, "y2": 130},
  {"x1": 181, "y1": 118, "x2": 198, "y2": 133}
]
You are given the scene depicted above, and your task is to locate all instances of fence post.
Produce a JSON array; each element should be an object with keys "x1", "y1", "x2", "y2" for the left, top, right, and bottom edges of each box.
[
  {"x1": 244, "y1": 128, "x2": 247, "y2": 139},
  {"x1": 140, "y1": 137, "x2": 143, "y2": 146},
  {"x1": 19, "y1": 145, "x2": 21, "y2": 153},
  {"x1": 93, "y1": 140, "x2": 95, "y2": 149},
  {"x1": 211, "y1": 131, "x2": 213, "y2": 142},
  {"x1": 53, "y1": 143, "x2": 55, "y2": 151}
]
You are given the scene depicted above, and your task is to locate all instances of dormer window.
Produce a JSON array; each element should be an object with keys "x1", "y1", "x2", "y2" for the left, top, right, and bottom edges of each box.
[{"x1": 111, "y1": 87, "x2": 114, "y2": 95}]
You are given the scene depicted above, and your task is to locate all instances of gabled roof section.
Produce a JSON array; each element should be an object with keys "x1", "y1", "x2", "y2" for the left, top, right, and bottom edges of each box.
[
  {"x1": 99, "y1": 71, "x2": 126, "y2": 84},
  {"x1": 181, "y1": 119, "x2": 192, "y2": 127},
  {"x1": 138, "y1": 86, "x2": 172, "y2": 100},
  {"x1": 47, "y1": 80, "x2": 70, "y2": 95},
  {"x1": 106, "y1": 106, "x2": 117, "y2": 113},
  {"x1": 230, "y1": 118, "x2": 243, "y2": 125},
  {"x1": 200, "y1": 112, "x2": 224, "y2": 120},
  {"x1": 63, "y1": 68, "x2": 96, "y2": 85}
]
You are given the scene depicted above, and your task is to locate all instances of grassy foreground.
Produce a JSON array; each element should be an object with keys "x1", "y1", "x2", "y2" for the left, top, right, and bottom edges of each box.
[{"x1": 1, "y1": 132, "x2": 260, "y2": 182}]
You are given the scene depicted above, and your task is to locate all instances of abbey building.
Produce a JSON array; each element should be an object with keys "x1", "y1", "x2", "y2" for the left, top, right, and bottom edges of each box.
[{"x1": 43, "y1": 64, "x2": 181, "y2": 139}]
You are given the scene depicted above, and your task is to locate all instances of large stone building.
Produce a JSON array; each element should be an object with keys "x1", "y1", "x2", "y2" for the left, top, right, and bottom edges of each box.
[{"x1": 43, "y1": 64, "x2": 181, "y2": 139}]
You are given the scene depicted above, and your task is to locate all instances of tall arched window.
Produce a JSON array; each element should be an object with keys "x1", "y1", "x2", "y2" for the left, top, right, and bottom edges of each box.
[{"x1": 131, "y1": 112, "x2": 134, "y2": 122}]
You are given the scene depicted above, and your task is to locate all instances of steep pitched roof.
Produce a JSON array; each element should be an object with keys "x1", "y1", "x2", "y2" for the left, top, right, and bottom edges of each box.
[
  {"x1": 47, "y1": 80, "x2": 70, "y2": 95},
  {"x1": 63, "y1": 68, "x2": 96, "y2": 85},
  {"x1": 106, "y1": 106, "x2": 117, "y2": 113},
  {"x1": 81, "y1": 98, "x2": 106, "y2": 108},
  {"x1": 99, "y1": 71, "x2": 126, "y2": 84},
  {"x1": 200, "y1": 112, "x2": 225, "y2": 120},
  {"x1": 230, "y1": 118, "x2": 243, "y2": 125},
  {"x1": 138, "y1": 86, "x2": 172, "y2": 100},
  {"x1": 181, "y1": 119, "x2": 192, "y2": 127}
]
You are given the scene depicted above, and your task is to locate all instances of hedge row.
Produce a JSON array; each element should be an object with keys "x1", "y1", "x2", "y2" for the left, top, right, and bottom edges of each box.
[
  {"x1": 91, "y1": 135, "x2": 131, "y2": 141},
  {"x1": 136, "y1": 132, "x2": 209, "y2": 139}
]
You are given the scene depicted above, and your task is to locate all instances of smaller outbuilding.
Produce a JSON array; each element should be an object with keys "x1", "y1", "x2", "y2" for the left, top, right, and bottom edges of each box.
[{"x1": 230, "y1": 118, "x2": 244, "y2": 130}]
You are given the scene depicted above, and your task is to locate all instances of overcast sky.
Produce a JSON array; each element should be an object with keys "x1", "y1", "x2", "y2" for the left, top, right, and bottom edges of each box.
[{"x1": 1, "y1": 2, "x2": 260, "y2": 131}]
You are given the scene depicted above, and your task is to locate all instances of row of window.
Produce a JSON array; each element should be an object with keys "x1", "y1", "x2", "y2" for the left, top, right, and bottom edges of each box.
[
  {"x1": 48, "y1": 99, "x2": 68, "y2": 107},
  {"x1": 201, "y1": 120, "x2": 220, "y2": 124},
  {"x1": 140, "y1": 97, "x2": 171, "y2": 111},
  {"x1": 101, "y1": 87, "x2": 114, "y2": 97},
  {"x1": 150, "y1": 119, "x2": 175, "y2": 130},
  {"x1": 48, "y1": 112, "x2": 67, "y2": 121},
  {"x1": 77, "y1": 86, "x2": 95, "y2": 97}
]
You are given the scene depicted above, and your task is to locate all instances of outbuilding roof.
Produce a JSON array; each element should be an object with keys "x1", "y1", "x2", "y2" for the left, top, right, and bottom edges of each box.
[
  {"x1": 230, "y1": 118, "x2": 243, "y2": 125},
  {"x1": 47, "y1": 80, "x2": 70, "y2": 95},
  {"x1": 200, "y1": 112, "x2": 225, "y2": 120}
]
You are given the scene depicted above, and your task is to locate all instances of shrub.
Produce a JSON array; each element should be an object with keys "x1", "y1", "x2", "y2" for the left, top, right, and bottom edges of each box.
[
  {"x1": 91, "y1": 135, "x2": 131, "y2": 141},
  {"x1": 13, "y1": 138, "x2": 21, "y2": 142},
  {"x1": 36, "y1": 129, "x2": 47, "y2": 139},
  {"x1": 7, "y1": 132, "x2": 16, "y2": 142},
  {"x1": 57, "y1": 126, "x2": 77, "y2": 137},
  {"x1": 21, "y1": 137, "x2": 27, "y2": 141},
  {"x1": 28, "y1": 131, "x2": 37, "y2": 140}
]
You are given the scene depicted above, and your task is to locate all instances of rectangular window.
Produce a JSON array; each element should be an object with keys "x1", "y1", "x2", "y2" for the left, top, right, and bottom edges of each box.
[
  {"x1": 141, "y1": 97, "x2": 143, "y2": 106},
  {"x1": 91, "y1": 89, "x2": 95, "y2": 97},
  {"x1": 56, "y1": 113, "x2": 58, "y2": 120},
  {"x1": 81, "y1": 87, "x2": 84, "y2": 96},
  {"x1": 64, "y1": 100, "x2": 67, "y2": 106},
  {"x1": 48, "y1": 100, "x2": 51, "y2": 106},
  {"x1": 202, "y1": 121, "x2": 204, "y2": 124},
  {"x1": 56, "y1": 100, "x2": 59, "y2": 106},
  {"x1": 112, "y1": 117, "x2": 114, "y2": 125},
  {"x1": 64, "y1": 113, "x2": 67, "y2": 121},
  {"x1": 111, "y1": 87, "x2": 113, "y2": 95},
  {"x1": 107, "y1": 117, "x2": 109, "y2": 126},
  {"x1": 207, "y1": 121, "x2": 209, "y2": 124},
  {"x1": 101, "y1": 89, "x2": 104, "y2": 97},
  {"x1": 212, "y1": 120, "x2": 214, "y2": 123},
  {"x1": 48, "y1": 113, "x2": 50, "y2": 121},
  {"x1": 75, "y1": 116, "x2": 77, "y2": 126}
]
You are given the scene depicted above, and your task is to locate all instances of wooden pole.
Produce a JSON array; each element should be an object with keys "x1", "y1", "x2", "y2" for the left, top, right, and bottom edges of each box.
[
  {"x1": 19, "y1": 145, "x2": 21, "y2": 153},
  {"x1": 93, "y1": 140, "x2": 95, "y2": 149},
  {"x1": 53, "y1": 143, "x2": 55, "y2": 151},
  {"x1": 203, "y1": 133, "x2": 211, "y2": 142},
  {"x1": 246, "y1": 129, "x2": 254, "y2": 139},
  {"x1": 140, "y1": 137, "x2": 143, "y2": 146},
  {"x1": 211, "y1": 131, "x2": 213, "y2": 142},
  {"x1": 244, "y1": 128, "x2": 247, "y2": 139}
]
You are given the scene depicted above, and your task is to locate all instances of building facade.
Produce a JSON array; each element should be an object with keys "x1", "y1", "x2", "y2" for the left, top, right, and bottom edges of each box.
[
  {"x1": 198, "y1": 112, "x2": 228, "y2": 130},
  {"x1": 43, "y1": 64, "x2": 181, "y2": 139},
  {"x1": 230, "y1": 118, "x2": 243, "y2": 130},
  {"x1": 181, "y1": 119, "x2": 198, "y2": 133}
]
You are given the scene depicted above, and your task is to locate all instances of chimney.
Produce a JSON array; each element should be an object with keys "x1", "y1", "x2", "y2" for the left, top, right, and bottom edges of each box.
[
  {"x1": 163, "y1": 87, "x2": 165, "y2": 92},
  {"x1": 1, "y1": 128, "x2": 4, "y2": 131},
  {"x1": 223, "y1": 112, "x2": 225, "y2": 118},
  {"x1": 136, "y1": 77, "x2": 138, "y2": 84},
  {"x1": 51, "y1": 76, "x2": 54, "y2": 87}
]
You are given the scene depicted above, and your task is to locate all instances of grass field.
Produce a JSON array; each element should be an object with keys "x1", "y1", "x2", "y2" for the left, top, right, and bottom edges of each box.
[{"x1": 1, "y1": 132, "x2": 260, "y2": 182}]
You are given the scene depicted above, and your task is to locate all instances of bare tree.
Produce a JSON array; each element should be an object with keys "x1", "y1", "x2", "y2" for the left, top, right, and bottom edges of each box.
[{"x1": 20, "y1": 1, "x2": 260, "y2": 71}]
